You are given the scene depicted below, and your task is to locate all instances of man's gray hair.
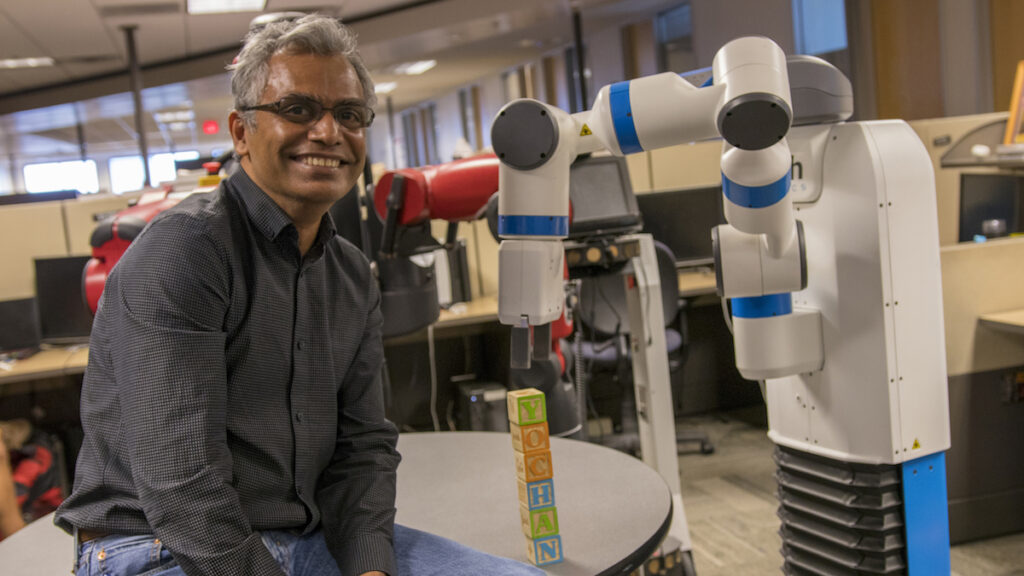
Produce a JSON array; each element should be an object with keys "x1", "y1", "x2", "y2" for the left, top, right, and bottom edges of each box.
[{"x1": 229, "y1": 13, "x2": 376, "y2": 124}]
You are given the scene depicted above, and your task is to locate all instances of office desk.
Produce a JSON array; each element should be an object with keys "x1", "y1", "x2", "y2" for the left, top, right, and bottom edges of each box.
[
  {"x1": 436, "y1": 294, "x2": 499, "y2": 329},
  {"x1": 396, "y1": 432, "x2": 672, "y2": 575},
  {"x1": 978, "y1": 308, "x2": 1024, "y2": 335},
  {"x1": 0, "y1": 346, "x2": 88, "y2": 387},
  {"x1": 0, "y1": 432, "x2": 671, "y2": 576}
]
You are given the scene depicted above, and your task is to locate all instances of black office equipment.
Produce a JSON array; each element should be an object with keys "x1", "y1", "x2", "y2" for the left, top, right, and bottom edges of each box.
[
  {"x1": 34, "y1": 256, "x2": 94, "y2": 344},
  {"x1": 457, "y1": 382, "x2": 510, "y2": 432},
  {"x1": 0, "y1": 298, "x2": 41, "y2": 353},
  {"x1": 0, "y1": 190, "x2": 78, "y2": 206},
  {"x1": 958, "y1": 173, "x2": 1024, "y2": 242},
  {"x1": 636, "y1": 186, "x2": 725, "y2": 266},
  {"x1": 567, "y1": 155, "x2": 643, "y2": 239}
]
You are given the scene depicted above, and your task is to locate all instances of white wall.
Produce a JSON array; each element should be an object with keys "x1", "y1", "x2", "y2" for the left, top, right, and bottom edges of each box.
[
  {"x1": 691, "y1": 0, "x2": 796, "y2": 67},
  {"x1": 587, "y1": 26, "x2": 626, "y2": 104},
  {"x1": 938, "y1": 0, "x2": 992, "y2": 116}
]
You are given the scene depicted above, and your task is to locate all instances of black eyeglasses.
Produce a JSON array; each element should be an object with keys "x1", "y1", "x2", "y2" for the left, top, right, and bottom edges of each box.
[{"x1": 240, "y1": 96, "x2": 375, "y2": 130}]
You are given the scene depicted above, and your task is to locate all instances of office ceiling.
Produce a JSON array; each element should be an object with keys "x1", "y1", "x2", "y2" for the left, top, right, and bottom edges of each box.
[{"x1": 0, "y1": 0, "x2": 675, "y2": 162}]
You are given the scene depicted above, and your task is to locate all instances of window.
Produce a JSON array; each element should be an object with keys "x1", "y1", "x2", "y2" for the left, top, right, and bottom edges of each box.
[
  {"x1": 23, "y1": 160, "x2": 99, "y2": 194},
  {"x1": 656, "y1": 3, "x2": 695, "y2": 74},
  {"x1": 792, "y1": 0, "x2": 847, "y2": 56},
  {"x1": 109, "y1": 151, "x2": 200, "y2": 195},
  {"x1": 458, "y1": 88, "x2": 479, "y2": 150}
]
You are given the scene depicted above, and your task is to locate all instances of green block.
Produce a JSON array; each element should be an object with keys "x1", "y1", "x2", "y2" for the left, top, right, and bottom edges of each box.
[
  {"x1": 507, "y1": 388, "x2": 546, "y2": 425},
  {"x1": 520, "y1": 505, "x2": 559, "y2": 539}
]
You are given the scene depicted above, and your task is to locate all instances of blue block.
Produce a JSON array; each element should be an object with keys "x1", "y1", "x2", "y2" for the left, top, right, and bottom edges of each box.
[
  {"x1": 529, "y1": 535, "x2": 563, "y2": 566},
  {"x1": 525, "y1": 479, "x2": 555, "y2": 510},
  {"x1": 902, "y1": 452, "x2": 951, "y2": 576}
]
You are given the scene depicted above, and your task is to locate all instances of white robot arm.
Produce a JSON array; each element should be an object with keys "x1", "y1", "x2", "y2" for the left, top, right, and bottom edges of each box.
[{"x1": 492, "y1": 36, "x2": 797, "y2": 371}]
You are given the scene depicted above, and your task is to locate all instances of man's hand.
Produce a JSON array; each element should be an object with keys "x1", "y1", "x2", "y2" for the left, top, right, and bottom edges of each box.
[{"x1": 0, "y1": 429, "x2": 26, "y2": 539}]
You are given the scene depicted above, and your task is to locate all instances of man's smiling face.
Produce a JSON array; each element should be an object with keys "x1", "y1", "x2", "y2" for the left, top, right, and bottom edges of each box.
[{"x1": 230, "y1": 50, "x2": 367, "y2": 211}]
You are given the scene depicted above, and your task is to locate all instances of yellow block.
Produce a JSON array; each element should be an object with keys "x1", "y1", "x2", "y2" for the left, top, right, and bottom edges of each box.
[{"x1": 506, "y1": 388, "x2": 546, "y2": 425}]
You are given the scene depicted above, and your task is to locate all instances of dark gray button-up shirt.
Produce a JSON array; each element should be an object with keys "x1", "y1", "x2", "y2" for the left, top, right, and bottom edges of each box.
[{"x1": 55, "y1": 168, "x2": 401, "y2": 576}]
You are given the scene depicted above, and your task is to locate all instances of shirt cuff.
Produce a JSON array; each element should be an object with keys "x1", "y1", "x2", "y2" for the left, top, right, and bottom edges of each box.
[{"x1": 336, "y1": 535, "x2": 396, "y2": 576}]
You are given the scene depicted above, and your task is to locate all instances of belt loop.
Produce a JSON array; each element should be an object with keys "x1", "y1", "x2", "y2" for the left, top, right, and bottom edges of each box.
[{"x1": 71, "y1": 526, "x2": 80, "y2": 575}]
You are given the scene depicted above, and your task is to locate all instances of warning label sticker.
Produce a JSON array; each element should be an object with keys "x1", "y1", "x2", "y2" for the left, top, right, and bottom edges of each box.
[
  {"x1": 912, "y1": 438, "x2": 921, "y2": 450},
  {"x1": 580, "y1": 124, "x2": 593, "y2": 136}
]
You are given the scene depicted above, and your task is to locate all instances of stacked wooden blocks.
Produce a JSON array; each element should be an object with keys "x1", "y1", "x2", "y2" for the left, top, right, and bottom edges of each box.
[{"x1": 507, "y1": 387, "x2": 564, "y2": 567}]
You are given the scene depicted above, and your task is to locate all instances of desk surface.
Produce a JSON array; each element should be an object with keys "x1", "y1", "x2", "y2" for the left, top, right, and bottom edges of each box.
[
  {"x1": 395, "y1": 432, "x2": 672, "y2": 575},
  {"x1": 0, "y1": 432, "x2": 671, "y2": 576},
  {"x1": 0, "y1": 345, "x2": 88, "y2": 386},
  {"x1": 979, "y1": 308, "x2": 1024, "y2": 335},
  {"x1": 436, "y1": 295, "x2": 499, "y2": 329}
]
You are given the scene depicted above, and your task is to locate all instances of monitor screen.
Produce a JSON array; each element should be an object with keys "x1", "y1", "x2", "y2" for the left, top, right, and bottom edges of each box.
[
  {"x1": 0, "y1": 298, "x2": 40, "y2": 353},
  {"x1": 34, "y1": 256, "x2": 94, "y2": 344},
  {"x1": 567, "y1": 155, "x2": 642, "y2": 239},
  {"x1": 959, "y1": 174, "x2": 1023, "y2": 242},
  {"x1": 636, "y1": 186, "x2": 725, "y2": 265}
]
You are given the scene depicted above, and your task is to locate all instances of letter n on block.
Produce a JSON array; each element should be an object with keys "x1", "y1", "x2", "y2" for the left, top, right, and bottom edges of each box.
[
  {"x1": 514, "y1": 449, "x2": 553, "y2": 483},
  {"x1": 518, "y1": 478, "x2": 555, "y2": 510},
  {"x1": 507, "y1": 388, "x2": 546, "y2": 426},
  {"x1": 527, "y1": 535, "x2": 563, "y2": 566},
  {"x1": 520, "y1": 505, "x2": 559, "y2": 539}
]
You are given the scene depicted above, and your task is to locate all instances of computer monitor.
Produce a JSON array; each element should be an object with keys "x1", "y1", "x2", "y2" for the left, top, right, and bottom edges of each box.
[
  {"x1": 567, "y1": 155, "x2": 642, "y2": 239},
  {"x1": 34, "y1": 256, "x2": 94, "y2": 344},
  {"x1": 959, "y1": 173, "x2": 1023, "y2": 242},
  {"x1": 0, "y1": 298, "x2": 40, "y2": 353},
  {"x1": 635, "y1": 186, "x2": 725, "y2": 266}
]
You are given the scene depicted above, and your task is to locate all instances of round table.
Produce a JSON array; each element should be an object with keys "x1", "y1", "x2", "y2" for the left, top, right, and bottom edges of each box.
[
  {"x1": 0, "y1": 432, "x2": 672, "y2": 576},
  {"x1": 395, "y1": 432, "x2": 673, "y2": 575}
]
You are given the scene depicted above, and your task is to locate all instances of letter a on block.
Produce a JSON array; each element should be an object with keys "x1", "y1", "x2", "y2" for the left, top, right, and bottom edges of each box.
[
  {"x1": 520, "y1": 505, "x2": 559, "y2": 539},
  {"x1": 527, "y1": 535, "x2": 563, "y2": 566},
  {"x1": 507, "y1": 388, "x2": 546, "y2": 425}
]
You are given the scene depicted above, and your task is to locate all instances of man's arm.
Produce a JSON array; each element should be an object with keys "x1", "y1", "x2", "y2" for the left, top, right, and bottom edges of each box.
[
  {"x1": 317, "y1": 278, "x2": 401, "y2": 576},
  {"x1": 111, "y1": 213, "x2": 283, "y2": 576}
]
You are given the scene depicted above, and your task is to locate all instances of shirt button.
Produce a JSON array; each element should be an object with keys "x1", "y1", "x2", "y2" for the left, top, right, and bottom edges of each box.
[
  {"x1": 297, "y1": 486, "x2": 304, "y2": 496},
  {"x1": 295, "y1": 412, "x2": 304, "y2": 424},
  {"x1": 296, "y1": 339, "x2": 305, "y2": 351}
]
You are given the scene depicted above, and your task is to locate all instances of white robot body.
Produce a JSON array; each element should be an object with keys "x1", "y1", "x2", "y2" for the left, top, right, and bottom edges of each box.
[{"x1": 766, "y1": 120, "x2": 951, "y2": 464}]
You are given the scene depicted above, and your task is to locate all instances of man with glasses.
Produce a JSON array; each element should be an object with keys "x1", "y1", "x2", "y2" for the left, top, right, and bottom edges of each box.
[{"x1": 55, "y1": 14, "x2": 541, "y2": 576}]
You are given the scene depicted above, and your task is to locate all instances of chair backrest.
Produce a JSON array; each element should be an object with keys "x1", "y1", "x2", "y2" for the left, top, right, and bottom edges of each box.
[{"x1": 577, "y1": 241, "x2": 680, "y2": 338}]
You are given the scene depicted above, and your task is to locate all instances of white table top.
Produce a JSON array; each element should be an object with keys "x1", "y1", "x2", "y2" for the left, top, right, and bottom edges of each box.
[{"x1": 0, "y1": 432, "x2": 672, "y2": 576}]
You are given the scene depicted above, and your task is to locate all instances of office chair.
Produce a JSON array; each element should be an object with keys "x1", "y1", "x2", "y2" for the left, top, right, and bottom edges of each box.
[{"x1": 574, "y1": 240, "x2": 713, "y2": 455}]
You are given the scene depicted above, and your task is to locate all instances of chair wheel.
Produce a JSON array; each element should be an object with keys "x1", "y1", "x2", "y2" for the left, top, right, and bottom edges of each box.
[{"x1": 700, "y1": 442, "x2": 715, "y2": 455}]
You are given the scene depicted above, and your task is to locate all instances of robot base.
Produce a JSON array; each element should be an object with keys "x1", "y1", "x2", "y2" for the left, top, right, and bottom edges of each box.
[{"x1": 775, "y1": 445, "x2": 950, "y2": 575}]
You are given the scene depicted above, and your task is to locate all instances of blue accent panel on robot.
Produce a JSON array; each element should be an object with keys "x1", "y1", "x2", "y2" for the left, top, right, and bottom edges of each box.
[
  {"x1": 498, "y1": 215, "x2": 569, "y2": 237},
  {"x1": 732, "y1": 293, "x2": 792, "y2": 318},
  {"x1": 902, "y1": 452, "x2": 951, "y2": 576},
  {"x1": 609, "y1": 81, "x2": 643, "y2": 154},
  {"x1": 722, "y1": 172, "x2": 791, "y2": 208}
]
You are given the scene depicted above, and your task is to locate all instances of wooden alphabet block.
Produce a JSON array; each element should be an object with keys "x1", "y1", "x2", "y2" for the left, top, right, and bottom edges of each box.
[
  {"x1": 519, "y1": 504, "x2": 559, "y2": 539},
  {"x1": 510, "y1": 421, "x2": 549, "y2": 454},
  {"x1": 526, "y1": 534, "x2": 563, "y2": 566},
  {"x1": 513, "y1": 449, "x2": 553, "y2": 483},
  {"x1": 517, "y1": 478, "x2": 556, "y2": 510},
  {"x1": 506, "y1": 388, "x2": 546, "y2": 425}
]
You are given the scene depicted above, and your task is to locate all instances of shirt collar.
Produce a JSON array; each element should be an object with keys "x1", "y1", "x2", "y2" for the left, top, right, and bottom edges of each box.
[{"x1": 228, "y1": 166, "x2": 338, "y2": 246}]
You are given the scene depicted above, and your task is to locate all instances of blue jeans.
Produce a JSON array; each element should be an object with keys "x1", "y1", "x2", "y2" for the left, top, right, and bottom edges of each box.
[{"x1": 76, "y1": 524, "x2": 544, "y2": 575}]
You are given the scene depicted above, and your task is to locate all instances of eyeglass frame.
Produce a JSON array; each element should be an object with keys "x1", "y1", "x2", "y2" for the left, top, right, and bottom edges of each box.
[{"x1": 238, "y1": 95, "x2": 375, "y2": 130}]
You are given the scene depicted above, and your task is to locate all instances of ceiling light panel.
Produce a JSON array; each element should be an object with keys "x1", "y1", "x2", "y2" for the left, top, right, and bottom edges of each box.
[
  {"x1": 0, "y1": 57, "x2": 55, "y2": 69},
  {"x1": 375, "y1": 82, "x2": 397, "y2": 94},
  {"x1": 393, "y1": 60, "x2": 436, "y2": 76},
  {"x1": 187, "y1": 0, "x2": 267, "y2": 15}
]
